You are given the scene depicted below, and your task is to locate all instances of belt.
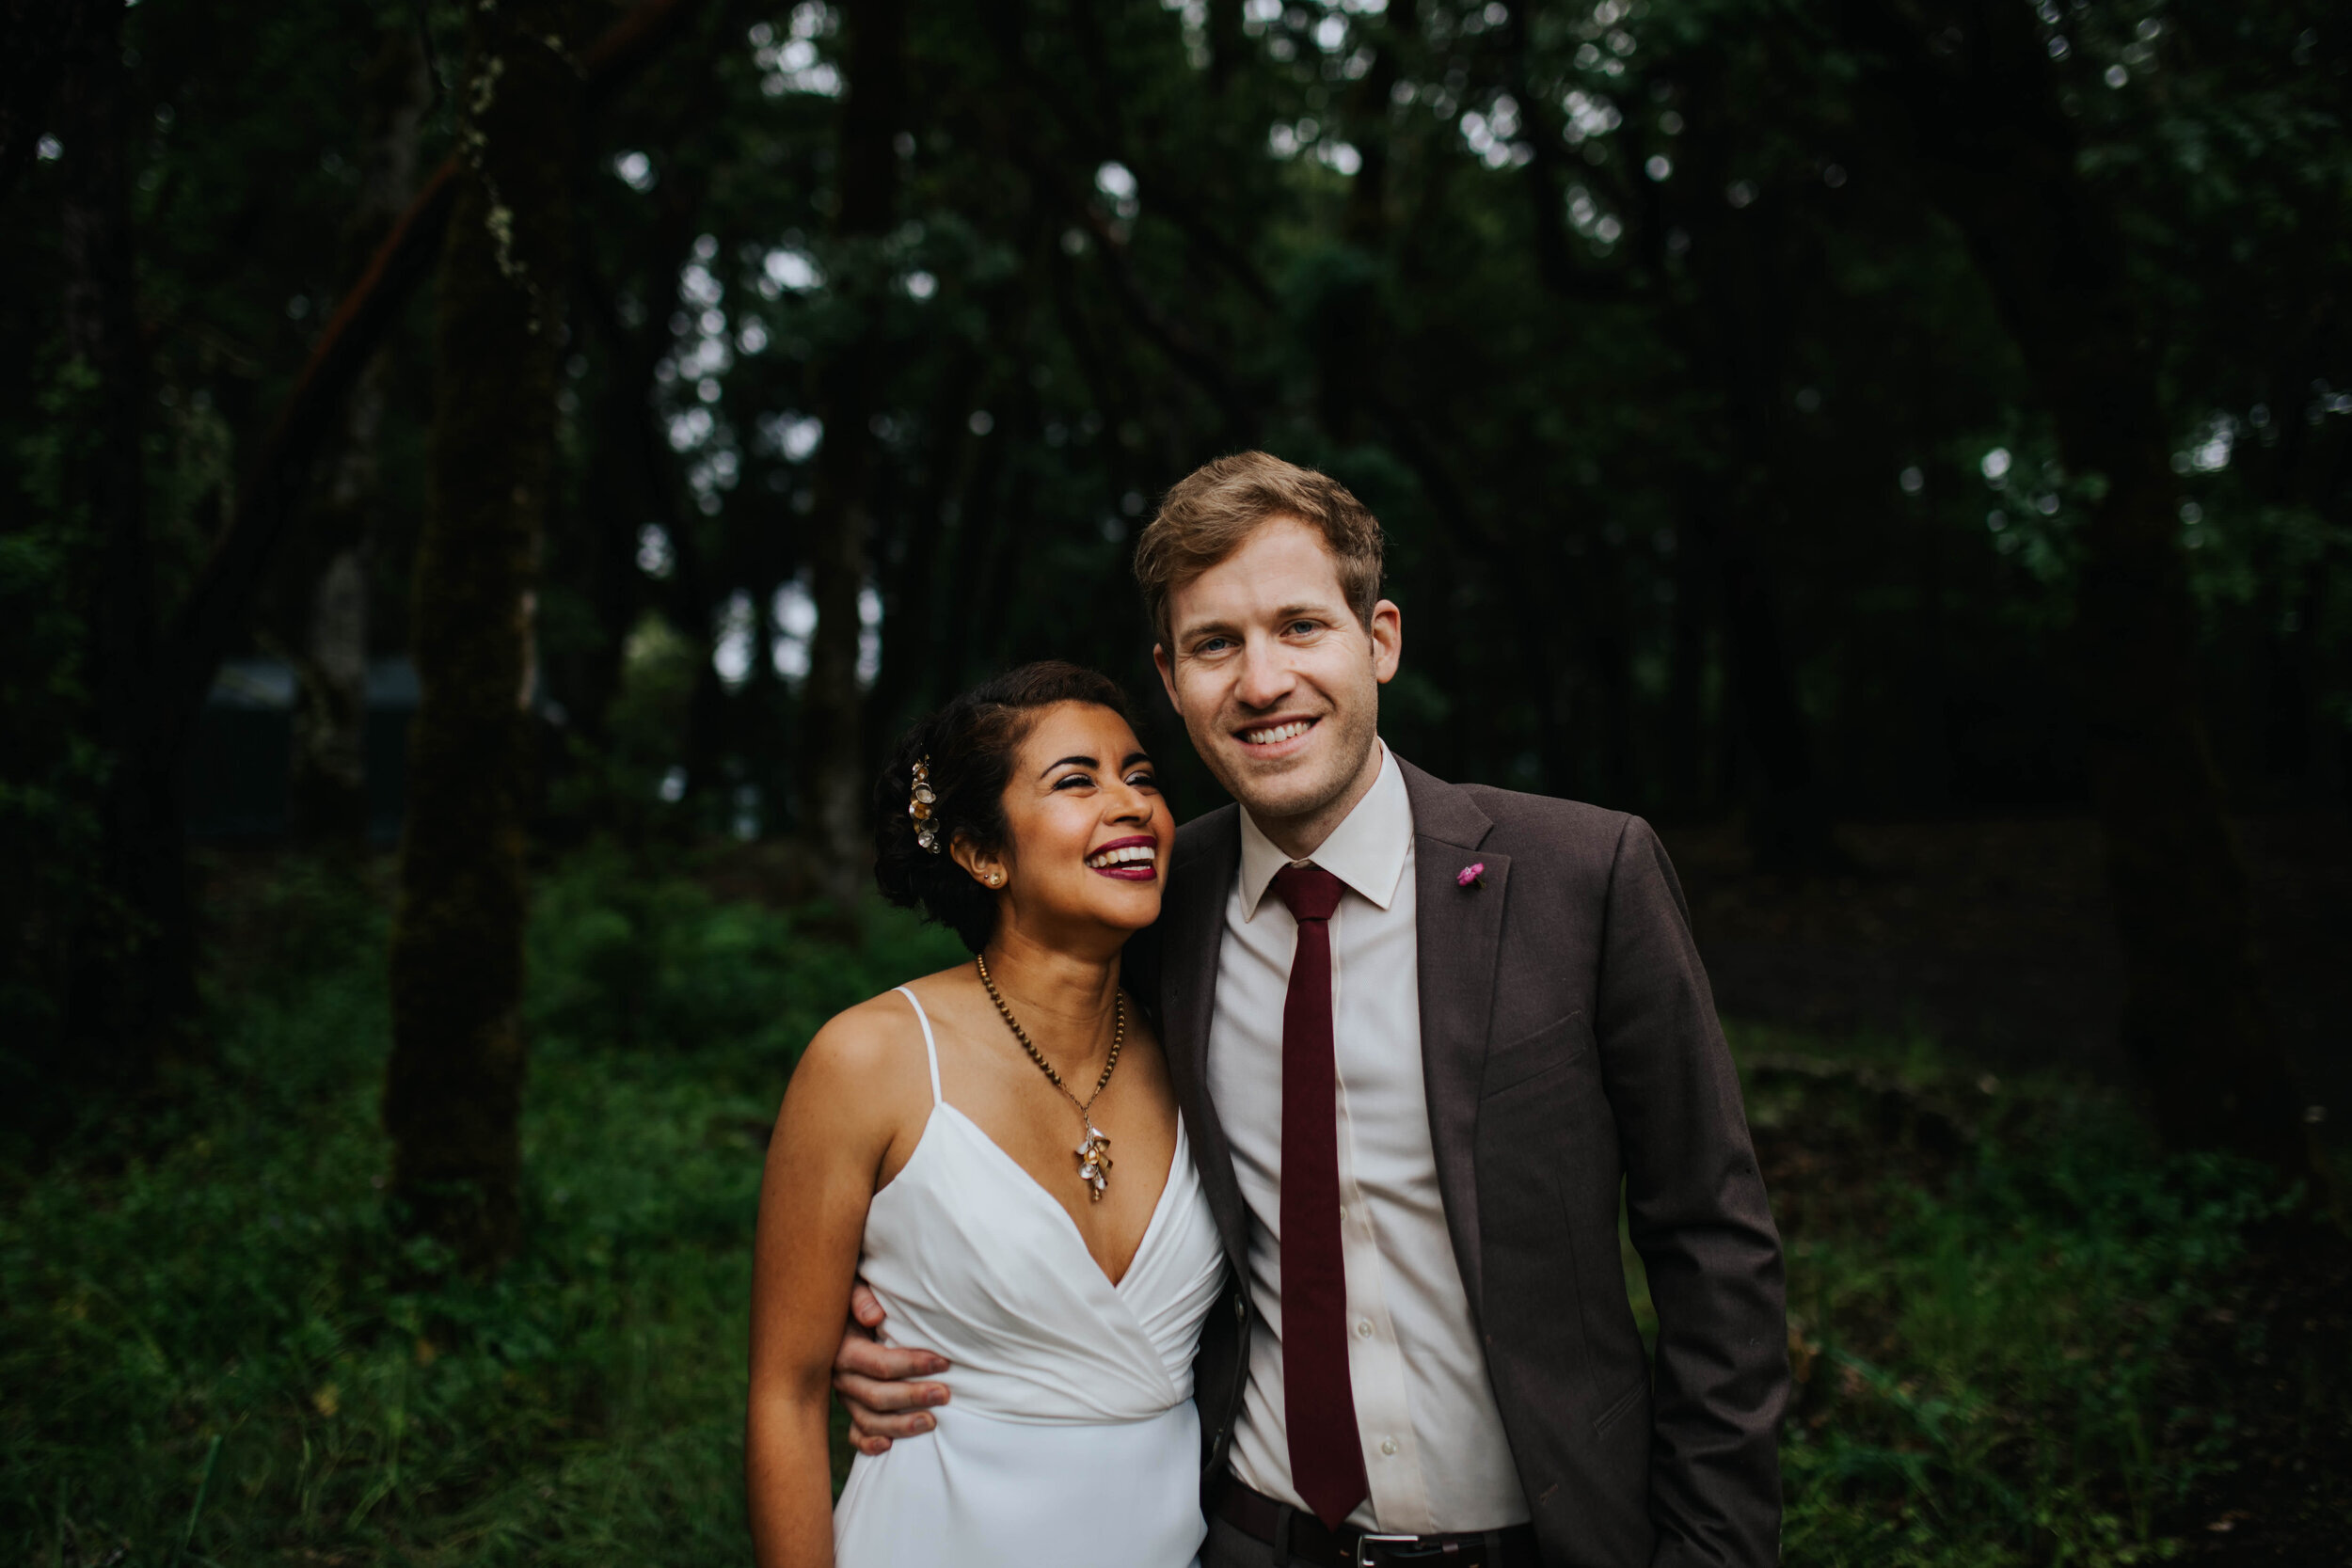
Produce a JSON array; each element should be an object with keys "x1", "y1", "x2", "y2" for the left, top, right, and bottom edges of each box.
[{"x1": 1214, "y1": 1480, "x2": 1542, "y2": 1568}]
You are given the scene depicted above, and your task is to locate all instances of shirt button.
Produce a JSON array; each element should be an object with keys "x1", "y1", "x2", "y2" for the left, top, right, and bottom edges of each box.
[
  {"x1": 1379, "y1": 1436, "x2": 1399, "y2": 1456},
  {"x1": 1355, "y1": 1319, "x2": 1374, "y2": 1339}
]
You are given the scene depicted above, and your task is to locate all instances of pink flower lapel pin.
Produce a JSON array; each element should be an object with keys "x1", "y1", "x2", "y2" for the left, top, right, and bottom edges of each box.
[{"x1": 1456, "y1": 862, "x2": 1486, "y2": 890}]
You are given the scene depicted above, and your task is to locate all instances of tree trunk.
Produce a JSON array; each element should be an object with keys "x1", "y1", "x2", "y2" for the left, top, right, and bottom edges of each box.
[
  {"x1": 153, "y1": 0, "x2": 707, "y2": 787},
  {"x1": 1840, "y1": 0, "x2": 2308, "y2": 1168},
  {"x1": 1305, "y1": 0, "x2": 1410, "y2": 445},
  {"x1": 385, "y1": 0, "x2": 582, "y2": 1270},
  {"x1": 1662, "y1": 497, "x2": 1716, "y2": 818},
  {"x1": 55, "y1": 0, "x2": 194, "y2": 1099},
  {"x1": 798, "y1": 0, "x2": 907, "y2": 905},
  {"x1": 1665, "y1": 58, "x2": 1841, "y2": 870},
  {"x1": 863, "y1": 350, "x2": 980, "y2": 755},
  {"x1": 289, "y1": 27, "x2": 430, "y2": 851},
  {"x1": 291, "y1": 545, "x2": 372, "y2": 846},
  {"x1": 1719, "y1": 528, "x2": 1834, "y2": 869},
  {"x1": 1205, "y1": 0, "x2": 1244, "y2": 95}
]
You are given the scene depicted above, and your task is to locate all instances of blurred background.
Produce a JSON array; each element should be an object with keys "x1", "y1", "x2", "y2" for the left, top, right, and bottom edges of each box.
[{"x1": 2, "y1": 0, "x2": 2347, "y2": 1562}]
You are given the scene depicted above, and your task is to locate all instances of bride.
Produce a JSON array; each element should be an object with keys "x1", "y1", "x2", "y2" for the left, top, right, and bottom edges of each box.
[{"x1": 747, "y1": 661, "x2": 1225, "y2": 1567}]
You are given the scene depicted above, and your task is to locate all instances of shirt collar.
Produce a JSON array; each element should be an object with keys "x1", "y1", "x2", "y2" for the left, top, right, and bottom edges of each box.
[{"x1": 1236, "y1": 741, "x2": 1413, "y2": 920}]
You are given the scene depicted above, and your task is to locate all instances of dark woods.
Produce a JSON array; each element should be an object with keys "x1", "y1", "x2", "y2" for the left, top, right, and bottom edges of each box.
[{"x1": 2, "y1": 0, "x2": 2345, "y2": 1259}]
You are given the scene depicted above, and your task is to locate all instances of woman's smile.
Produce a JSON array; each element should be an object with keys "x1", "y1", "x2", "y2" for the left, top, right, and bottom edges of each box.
[{"x1": 1085, "y1": 834, "x2": 1159, "y2": 879}]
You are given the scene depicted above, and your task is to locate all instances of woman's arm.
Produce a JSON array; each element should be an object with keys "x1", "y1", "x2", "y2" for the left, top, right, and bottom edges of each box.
[{"x1": 747, "y1": 1010, "x2": 907, "y2": 1567}]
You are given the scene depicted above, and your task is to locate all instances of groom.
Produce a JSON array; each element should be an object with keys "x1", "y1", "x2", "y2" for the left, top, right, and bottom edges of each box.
[{"x1": 836, "y1": 452, "x2": 1788, "y2": 1567}]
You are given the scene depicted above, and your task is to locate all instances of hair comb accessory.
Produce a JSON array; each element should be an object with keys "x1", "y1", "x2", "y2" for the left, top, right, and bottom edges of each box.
[{"x1": 909, "y1": 758, "x2": 941, "y2": 852}]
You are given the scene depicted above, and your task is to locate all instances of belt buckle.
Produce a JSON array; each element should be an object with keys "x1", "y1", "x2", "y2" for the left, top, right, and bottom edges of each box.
[{"x1": 1355, "y1": 1531, "x2": 1423, "y2": 1567}]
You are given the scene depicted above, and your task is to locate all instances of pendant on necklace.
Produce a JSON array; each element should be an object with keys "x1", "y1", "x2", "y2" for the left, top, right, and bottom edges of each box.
[{"x1": 1074, "y1": 1124, "x2": 1113, "y2": 1202}]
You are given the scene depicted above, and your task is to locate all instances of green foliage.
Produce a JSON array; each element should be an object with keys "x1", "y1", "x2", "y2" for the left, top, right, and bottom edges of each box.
[
  {"x1": 527, "y1": 835, "x2": 967, "y2": 1063},
  {"x1": 0, "y1": 359, "x2": 114, "y2": 1111},
  {"x1": 4, "y1": 858, "x2": 2309, "y2": 1567},
  {"x1": 0, "y1": 855, "x2": 961, "y2": 1566},
  {"x1": 1749, "y1": 1053, "x2": 2296, "y2": 1566},
  {"x1": 543, "y1": 615, "x2": 708, "y2": 842},
  {"x1": 5, "y1": 0, "x2": 2347, "y2": 926},
  {"x1": 507, "y1": 0, "x2": 2352, "y2": 830}
]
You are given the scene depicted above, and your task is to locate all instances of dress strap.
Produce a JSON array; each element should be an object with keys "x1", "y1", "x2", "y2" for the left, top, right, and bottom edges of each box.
[{"x1": 894, "y1": 986, "x2": 944, "y2": 1106}]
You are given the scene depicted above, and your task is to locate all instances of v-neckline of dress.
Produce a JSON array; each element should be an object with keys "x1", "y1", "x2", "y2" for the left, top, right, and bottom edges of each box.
[{"x1": 902, "y1": 1101, "x2": 1187, "y2": 1293}]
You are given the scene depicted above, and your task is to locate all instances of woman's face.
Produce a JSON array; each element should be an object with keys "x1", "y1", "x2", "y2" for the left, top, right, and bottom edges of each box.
[{"x1": 967, "y1": 702, "x2": 1170, "y2": 950}]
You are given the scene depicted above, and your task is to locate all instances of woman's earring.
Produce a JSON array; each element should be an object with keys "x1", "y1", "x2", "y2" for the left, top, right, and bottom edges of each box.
[{"x1": 987, "y1": 871, "x2": 1003, "y2": 887}]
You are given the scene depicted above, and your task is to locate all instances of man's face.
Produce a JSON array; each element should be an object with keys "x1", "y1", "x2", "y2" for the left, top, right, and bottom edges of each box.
[{"x1": 1153, "y1": 515, "x2": 1401, "y2": 836}]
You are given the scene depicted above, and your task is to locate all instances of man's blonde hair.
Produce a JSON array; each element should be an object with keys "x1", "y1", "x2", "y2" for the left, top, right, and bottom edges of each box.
[{"x1": 1132, "y1": 451, "x2": 1386, "y2": 649}]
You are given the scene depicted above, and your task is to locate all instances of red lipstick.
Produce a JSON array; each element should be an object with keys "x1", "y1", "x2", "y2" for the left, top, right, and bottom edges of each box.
[{"x1": 1086, "y1": 833, "x2": 1160, "y2": 881}]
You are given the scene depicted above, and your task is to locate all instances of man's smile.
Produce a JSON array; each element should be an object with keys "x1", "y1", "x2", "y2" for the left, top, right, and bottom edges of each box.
[{"x1": 1234, "y1": 716, "x2": 1320, "y2": 754}]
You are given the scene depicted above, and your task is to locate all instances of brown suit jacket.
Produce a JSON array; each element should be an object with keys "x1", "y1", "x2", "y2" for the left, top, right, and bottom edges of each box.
[{"x1": 1134, "y1": 756, "x2": 1788, "y2": 1568}]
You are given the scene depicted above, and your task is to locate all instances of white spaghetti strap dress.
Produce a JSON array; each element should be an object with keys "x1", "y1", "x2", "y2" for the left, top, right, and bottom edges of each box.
[{"x1": 829, "y1": 987, "x2": 1227, "y2": 1568}]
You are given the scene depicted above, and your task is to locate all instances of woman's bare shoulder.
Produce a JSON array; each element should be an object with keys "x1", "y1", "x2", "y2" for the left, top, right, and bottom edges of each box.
[
  {"x1": 796, "y1": 991, "x2": 914, "y2": 1088},
  {"x1": 788, "y1": 965, "x2": 972, "y2": 1100}
]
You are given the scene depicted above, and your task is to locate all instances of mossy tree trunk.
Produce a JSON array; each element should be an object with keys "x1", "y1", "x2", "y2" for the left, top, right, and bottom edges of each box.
[
  {"x1": 285, "y1": 26, "x2": 430, "y2": 852},
  {"x1": 55, "y1": 0, "x2": 196, "y2": 1102},
  {"x1": 385, "y1": 0, "x2": 582, "y2": 1270},
  {"x1": 1841, "y1": 0, "x2": 2309, "y2": 1169},
  {"x1": 798, "y1": 0, "x2": 906, "y2": 905}
]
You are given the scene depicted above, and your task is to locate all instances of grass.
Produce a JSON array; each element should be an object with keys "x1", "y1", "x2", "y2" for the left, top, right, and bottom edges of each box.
[
  {"x1": 2, "y1": 848, "x2": 964, "y2": 1566},
  {"x1": 1742, "y1": 1045, "x2": 2295, "y2": 1565},
  {"x1": 0, "y1": 850, "x2": 2321, "y2": 1566}
]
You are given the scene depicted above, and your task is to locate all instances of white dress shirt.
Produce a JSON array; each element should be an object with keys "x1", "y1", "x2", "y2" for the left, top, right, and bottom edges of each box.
[{"x1": 1210, "y1": 744, "x2": 1530, "y2": 1532}]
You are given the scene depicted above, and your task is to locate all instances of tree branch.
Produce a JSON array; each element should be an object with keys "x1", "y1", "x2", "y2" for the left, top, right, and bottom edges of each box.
[{"x1": 151, "y1": 0, "x2": 712, "y2": 766}]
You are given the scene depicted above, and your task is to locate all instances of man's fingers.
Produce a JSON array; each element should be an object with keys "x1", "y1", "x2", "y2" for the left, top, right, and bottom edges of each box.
[
  {"x1": 834, "y1": 1334, "x2": 949, "y2": 1382},
  {"x1": 834, "y1": 1368, "x2": 950, "y2": 1415},
  {"x1": 838, "y1": 1382, "x2": 940, "y2": 1442},
  {"x1": 832, "y1": 1276, "x2": 945, "y2": 1448},
  {"x1": 850, "y1": 1281, "x2": 887, "y2": 1329},
  {"x1": 848, "y1": 1408, "x2": 934, "y2": 1442}
]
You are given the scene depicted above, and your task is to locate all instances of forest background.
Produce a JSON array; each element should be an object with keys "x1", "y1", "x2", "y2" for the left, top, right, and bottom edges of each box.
[{"x1": 2, "y1": 0, "x2": 2348, "y2": 1562}]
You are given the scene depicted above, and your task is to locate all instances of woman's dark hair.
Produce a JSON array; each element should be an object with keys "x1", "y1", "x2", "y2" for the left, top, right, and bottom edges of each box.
[{"x1": 873, "y1": 660, "x2": 1138, "y2": 952}]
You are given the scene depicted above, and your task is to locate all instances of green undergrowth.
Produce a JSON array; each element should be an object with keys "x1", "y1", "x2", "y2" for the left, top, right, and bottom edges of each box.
[
  {"x1": 0, "y1": 852, "x2": 2302, "y2": 1566},
  {"x1": 1735, "y1": 1022, "x2": 2297, "y2": 1566},
  {"x1": 1, "y1": 847, "x2": 963, "y2": 1567}
]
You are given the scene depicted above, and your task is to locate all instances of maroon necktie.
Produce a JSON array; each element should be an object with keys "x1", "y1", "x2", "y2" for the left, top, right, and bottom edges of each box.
[{"x1": 1268, "y1": 863, "x2": 1368, "y2": 1530}]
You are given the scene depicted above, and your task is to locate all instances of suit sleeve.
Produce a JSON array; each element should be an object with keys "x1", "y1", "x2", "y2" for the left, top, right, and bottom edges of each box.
[{"x1": 1591, "y1": 816, "x2": 1788, "y2": 1568}]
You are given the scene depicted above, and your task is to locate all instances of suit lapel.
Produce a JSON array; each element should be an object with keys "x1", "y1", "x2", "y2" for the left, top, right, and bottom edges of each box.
[
  {"x1": 1156, "y1": 806, "x2": 1254, "y2": 1280},
  {"x1": 1397, "y1": 756, "x2": 1503, "y2": 1315}
]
